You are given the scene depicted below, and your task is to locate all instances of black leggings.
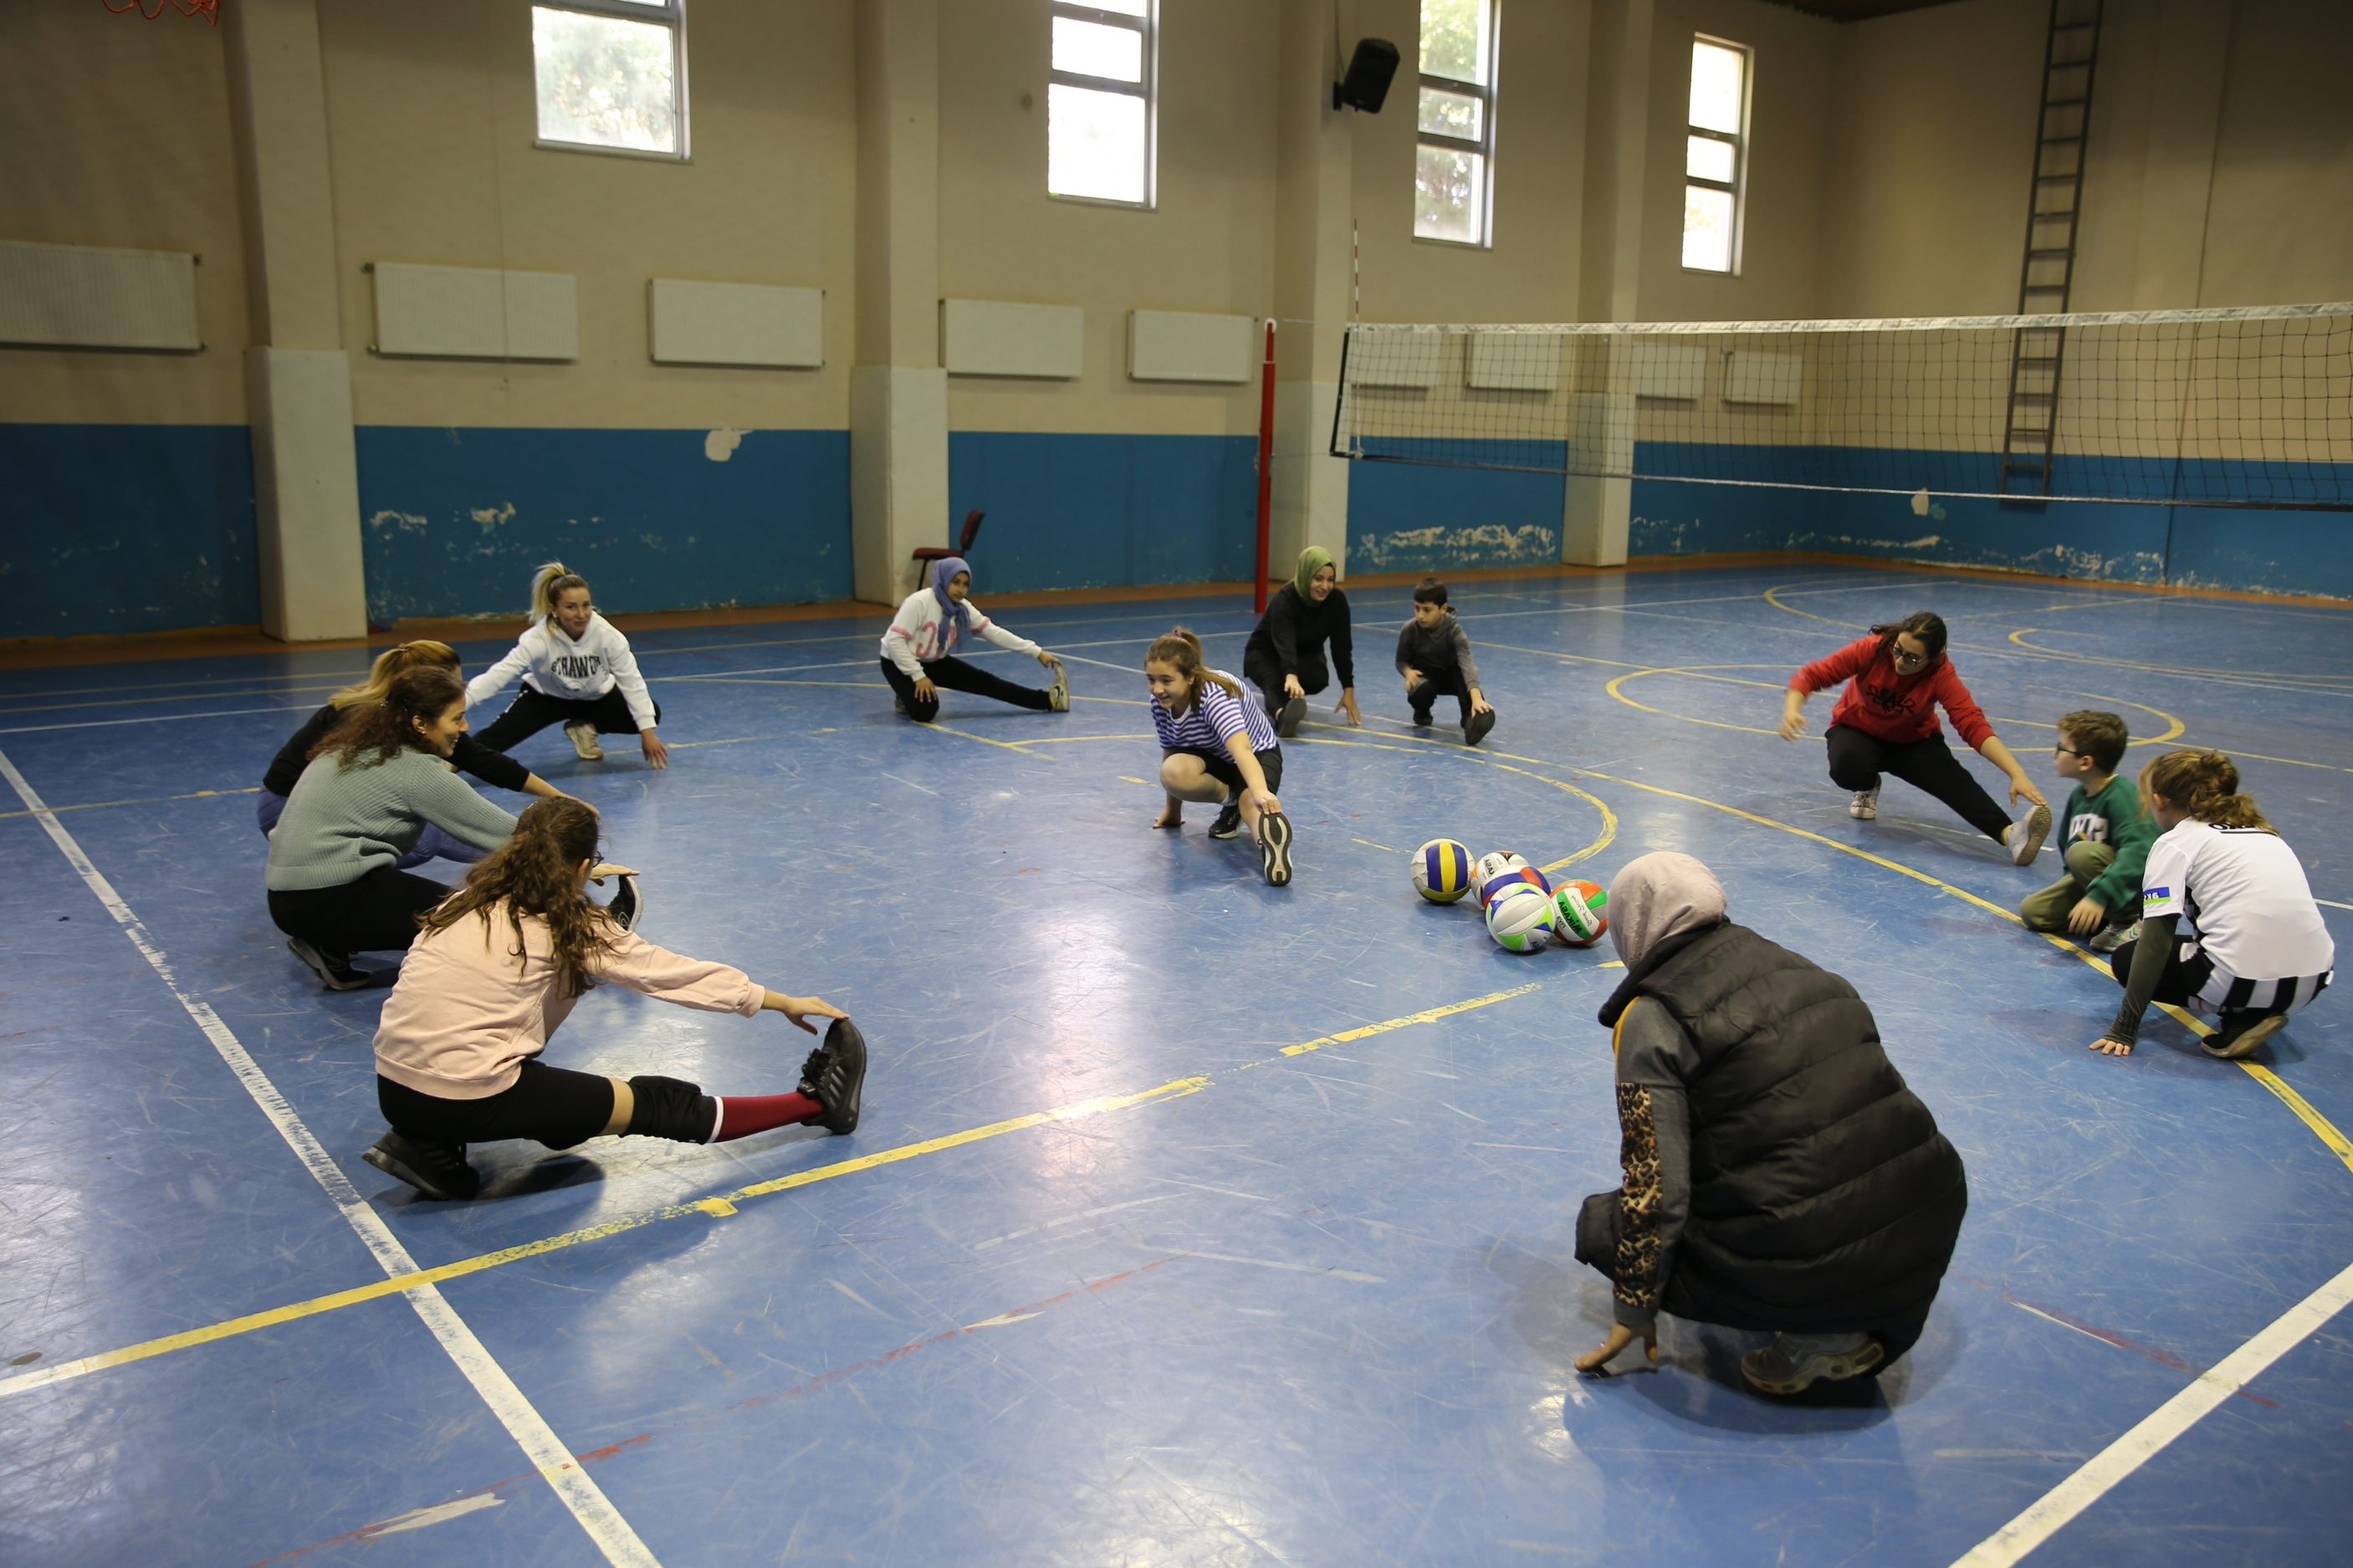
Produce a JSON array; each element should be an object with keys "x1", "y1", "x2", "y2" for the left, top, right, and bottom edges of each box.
[
  {"x1": 269, "y1": 864, "x2": 451, "y2": 957},
  {"x1": 475, "y1": 688, "x2": 659, "y2": 753},
  {"x1": 1407, "y1": 667, "x2": 1474, "y2": 724},
  {"x1": 377, "y1": 1062, "x2": 717, "y2": 1150},
  {"x1": 1165, "y1": 745, "x2": 1283, "y2": 796},
  {"x1": 878, "y1": 656, "x2": 1051, "y2": 723},
  {"x1": 1824, "y1": 725, "x2": 2011, "y2": 842},
  {"x1": 1243, "y1": 649, "x2": 1326, "y2": 718}
]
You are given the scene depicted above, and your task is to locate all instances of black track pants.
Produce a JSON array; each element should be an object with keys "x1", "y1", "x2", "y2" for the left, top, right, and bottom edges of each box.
[
  {"x1": 475, "y1": 688, "x2": 660, "y2": 753},
  {"x1": 269, "y1": 864, "x2": 452, "y2": 957},
  {"x1": 878, "y1": 656, "x2": 1051, "y2": 723},
  {"x1": 1824, "y1": 724, "x2": 2013, "y2": 842}
]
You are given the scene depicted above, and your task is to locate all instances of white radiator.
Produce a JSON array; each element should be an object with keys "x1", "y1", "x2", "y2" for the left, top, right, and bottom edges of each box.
[
  {"x1": 648, "y1": 278, "x2": 823, "y2": 367},
  {"x1": 1128, "y1": 309, "x2": 1256, "y2": 383},
  {"x1": 1723, "y1": 350, "x2": 1803, "y2": 406},
  {"x1": 370, "y1": 262, "x2": 578, "y2": 361},
  {"x1": 1468, "y1": 331, "x2": 1560, "y2": 391},
  {"x1": 1629, "y1": 342, "x2": 1708, "y2": 400},
  {"x1": 940, "y1": 299, "x2": 1084, "y2": 378},
  {"x1": 0, "y1": 240, "x2": 202, "y2": 352}
]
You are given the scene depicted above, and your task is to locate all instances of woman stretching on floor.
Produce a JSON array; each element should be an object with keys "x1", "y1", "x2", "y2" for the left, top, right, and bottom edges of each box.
[
  {"x1": 1243, "y1": 546, "x2": 1360, "y2": 737},
  {"x1": 266, "y1": 667, "x2": 519, "y2": 991},
  {"x1": 879, "y1": 556, "x2": 1067, "y2": 723},
  {"x1": 365, "y1": 797, "x2": 865, "y2": 1203},
  {"x1": 1780, "y1": 610, "x2": 2051, "y2": 865},
  {"x1": 2092, "y1": 749, "x2": 2334, "y2": 1060},
  {"x1": 259, "y1": 640, "x2": 578, "y2": 870},
  {"x1": 1143, "y1": 627, "x2": 1293, "y2": 886},
  {"x1": 467, "y1": 561, "x2": 669, "y2": 769}
]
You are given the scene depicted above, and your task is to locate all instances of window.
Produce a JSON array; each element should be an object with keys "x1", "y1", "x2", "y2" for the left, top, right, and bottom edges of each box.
[
  {"x1": 1682, "y1": 36, "x2": 1749, "y2": 273},
  {"x1": 1048, "y1": 2, "x2": 1155, "y2": 207},
  {"x1": 1415, "y1": 0, "x2": 1497, "y2": 246},
  {"x1": 532, "y1": 0, "x2": 687, "y2": 159}
]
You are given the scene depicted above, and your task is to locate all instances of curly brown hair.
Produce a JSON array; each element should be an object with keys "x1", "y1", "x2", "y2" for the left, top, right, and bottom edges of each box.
[
  {"x1": 418, "y1": 797, "x2": 619, "y2": 998},
  {"x1": 309, "y1": 667, "x2": 467, "y2": 769},
  {"x1": 2141, "y1": 748, "x2": 2273, "y2": 831}
]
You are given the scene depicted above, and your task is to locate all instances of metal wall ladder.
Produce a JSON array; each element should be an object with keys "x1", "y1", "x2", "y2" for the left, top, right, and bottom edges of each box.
[{"x1": 1998, "y1": 0, "x2": 2105, "y2": 498}]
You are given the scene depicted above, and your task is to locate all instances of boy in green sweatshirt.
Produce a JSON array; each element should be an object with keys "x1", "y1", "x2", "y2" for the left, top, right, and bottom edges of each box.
[{"x1": 2018, "y1": 709, "x2": 2156, "y2": 952}]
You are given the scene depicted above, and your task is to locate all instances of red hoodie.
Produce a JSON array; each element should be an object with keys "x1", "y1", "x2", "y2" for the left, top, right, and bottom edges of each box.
[{"x1": 1789, "y1": 636, "x2": 1994, "y2": 748}]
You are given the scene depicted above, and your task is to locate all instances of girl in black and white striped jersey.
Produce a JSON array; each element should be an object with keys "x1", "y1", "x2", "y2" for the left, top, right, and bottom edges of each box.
[
  {"x1": 2094, "y1": 749, "x2": 2334, "y2": 1060},
  {"x1": 1143, "y1": 627, "x2": 1293, "y2": 886}
]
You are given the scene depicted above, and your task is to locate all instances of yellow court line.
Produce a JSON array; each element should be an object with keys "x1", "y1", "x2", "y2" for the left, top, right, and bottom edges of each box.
[
  {"x1": 923, "y1": 723, "x2": 1053, "y2": 758},
  {"x1": 1288, "y1": 731, "x2": 1618, "y2": 874},
  {"x1": 0, "y1": 986, "x2": 1539, "y2": 1401},
  {"x1": 0, "y1": 785, "x2": 260, "y2": 822}
]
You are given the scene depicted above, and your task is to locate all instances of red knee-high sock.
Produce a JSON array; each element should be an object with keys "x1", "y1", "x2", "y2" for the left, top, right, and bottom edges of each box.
[{"x1": 709, "y1": 1091, "x2": 822, "y2": 1142}]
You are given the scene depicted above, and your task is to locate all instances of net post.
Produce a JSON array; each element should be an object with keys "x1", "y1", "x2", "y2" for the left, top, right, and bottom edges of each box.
[{"x1": 1255, "y1": 319, "x2": 1276, "y2": 615}]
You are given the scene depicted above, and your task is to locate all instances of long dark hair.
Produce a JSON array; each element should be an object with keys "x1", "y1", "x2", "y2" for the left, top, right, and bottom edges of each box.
[
  {"x1": 309, "y1": 667, "x2": 466, "y2": 769},
  {"x1": 418, "y1": 797, "x2": 620, "y2": 996},
  {"x1": 1870, "y1": 610, "x2": 1948, "y2": 666}
]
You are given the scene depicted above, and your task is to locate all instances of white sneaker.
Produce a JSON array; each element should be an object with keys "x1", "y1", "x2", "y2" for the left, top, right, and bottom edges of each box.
[
  {"x1": 1047, "y1": 663, "x2": 1069, "y2": 713},
  {"x1": 2007, "y1": 802, "x2": 2052, "y2": 866},
  {"x1": 565, "y1": 720, "x2": 605, "y2": 761},
  {"x1": 1849, "y1": 787, "x2": 1879, "y2": 820}
]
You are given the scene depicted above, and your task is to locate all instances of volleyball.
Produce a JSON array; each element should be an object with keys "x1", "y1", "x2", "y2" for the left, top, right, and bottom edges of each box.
[
  {"x1": 1485, "y1": 883, "x2": 1557, "y2": 953},
  {"x1": 1473, "y1": 850, "x2": 1529, "y2": 885},
  {"x1": 1479, "y1": 864, "x2": 1552, "y2": 907},
  {"x1": 1552, "y1": 879, "x2": 1609, "y2": 947},
  {"x1": 1411, "y1": 838, "x2": 1476, "y2": 903}
]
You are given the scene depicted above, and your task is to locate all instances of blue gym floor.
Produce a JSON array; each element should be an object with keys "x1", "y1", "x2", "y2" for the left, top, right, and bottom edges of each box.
[{"x1": 3, "y1": 562, "x2": 2350, "y2": 1566}]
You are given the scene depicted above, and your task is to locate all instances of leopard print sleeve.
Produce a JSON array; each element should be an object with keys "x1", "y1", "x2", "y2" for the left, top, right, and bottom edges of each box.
[{"x1": 1614, "y1": 1082, "x2": 1664, "y2": 1315}]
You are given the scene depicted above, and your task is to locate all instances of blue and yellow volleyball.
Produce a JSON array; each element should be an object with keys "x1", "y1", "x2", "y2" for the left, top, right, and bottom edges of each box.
[
  {"x1": 1486, "y1": 884, "x2": 1558, "y2": 952},
  {"x1": 1412, "y1": 838, "x2": 1476, "y2": 903}
]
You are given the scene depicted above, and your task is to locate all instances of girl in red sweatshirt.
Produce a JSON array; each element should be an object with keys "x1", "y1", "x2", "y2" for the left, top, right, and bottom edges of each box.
[{"x1": 1780, "y1": 610, "x2": 2050, "y2": 865}]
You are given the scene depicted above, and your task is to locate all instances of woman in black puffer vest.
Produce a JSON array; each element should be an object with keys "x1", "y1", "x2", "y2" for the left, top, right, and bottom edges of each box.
[{"x1": 1573, "y1": 851, "x2": 1968, "y2": 1395}]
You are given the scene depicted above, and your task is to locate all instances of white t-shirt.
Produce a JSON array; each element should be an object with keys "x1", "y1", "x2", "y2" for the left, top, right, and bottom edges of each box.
[{"x1": 2141, "y1": 819, "x2": 2335, "y2": 981}]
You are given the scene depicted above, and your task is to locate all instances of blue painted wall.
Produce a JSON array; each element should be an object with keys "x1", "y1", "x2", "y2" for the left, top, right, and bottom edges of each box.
[
  {"x1": 944, "y1": 432, "x2": 1258, "y2": 593},
  {"x1": 0, "y1": 424, "x2": 258, "y2": 640},
  {"x1": 355, "y1": 426, "x2": 852, "y2": 623}
]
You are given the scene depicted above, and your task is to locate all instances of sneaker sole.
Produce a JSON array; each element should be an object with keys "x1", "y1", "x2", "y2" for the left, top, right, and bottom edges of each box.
[
  {"x1": 1259, "y1": 810, "x2": 1294, "y2": 886},
  {"x1": 608, "y1": 875, "x2": 642, "y2": 933},
  {"x1": 1276, "y1": 697, "x2": 1306, "y2": 738},
  {"x1": 1742, "y1": 1338, "x2": 1885, "y2": 1395},
  {"x1": 1465, "y1": 712, "x2": 1496, "y2": 748},
  {"x1": 362, "y1": 1137, "x2": 477, "y2": 1202},
  {"x1": 817, "y1": 1018, "x2": 866, "y2": 1135},
  {"x1": 2012, "y1": 803, "x2": 2053, "y2": 865},
  {"x1": 2205, "y1": 1012, "x2": 2287, "y2": 1060}
]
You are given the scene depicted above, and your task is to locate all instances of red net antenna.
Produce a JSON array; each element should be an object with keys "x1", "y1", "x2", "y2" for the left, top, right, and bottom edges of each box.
[{"x1": 105, "y1": 0, "x2": 219, "y2": 22}]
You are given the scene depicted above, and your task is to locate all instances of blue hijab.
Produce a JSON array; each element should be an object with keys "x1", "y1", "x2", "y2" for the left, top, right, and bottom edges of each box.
[{"x1": 932, "y1": 555, "x2": 973, "y2": 641}]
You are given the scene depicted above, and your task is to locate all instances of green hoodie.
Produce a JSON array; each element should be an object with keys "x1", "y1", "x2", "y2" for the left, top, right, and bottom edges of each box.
[{"x1": 2064, "y1": 773, "x2": 2157, "y2": 914}]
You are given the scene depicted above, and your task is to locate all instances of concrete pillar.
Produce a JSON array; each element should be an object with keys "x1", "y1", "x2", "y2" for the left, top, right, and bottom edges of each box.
[
  {"x1": 1563, "y1": 0, "x2": 1654, "y2": 568},
  {"x1": 223, "y1": 0, "x2": 368, "y2": 641},
  {"x1": 2129, "y1": 0, "x2": 2233, "y2": 309},
  {"x1": 852, "y1": 0, "x2": 949, "y2": 606},
  {"x1": 1270, "y1": 0, "x2": 1354, "y2": 585}
]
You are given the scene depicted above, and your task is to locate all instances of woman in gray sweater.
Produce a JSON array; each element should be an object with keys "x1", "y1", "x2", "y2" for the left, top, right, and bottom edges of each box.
[{"x1": 266, "y1": 667, "x2": 519, "y2": 990}]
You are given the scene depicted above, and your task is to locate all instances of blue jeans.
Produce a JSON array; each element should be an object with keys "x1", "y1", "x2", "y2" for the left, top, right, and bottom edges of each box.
[{"x1": 256, "y1": 790, "x2": 489, "y2": 871}]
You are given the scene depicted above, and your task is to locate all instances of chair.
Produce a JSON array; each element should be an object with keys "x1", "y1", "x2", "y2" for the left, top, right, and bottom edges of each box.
[{"x1": 912, "y1": 510, "x2": 985, "y2": 586}]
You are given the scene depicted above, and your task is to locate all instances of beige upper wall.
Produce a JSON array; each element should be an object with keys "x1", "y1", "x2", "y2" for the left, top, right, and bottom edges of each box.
[
  {"x1": 0, "y1": 4, "x2": 252, "y2": 425},
  {"x1": 938, "y1": 0, "x2": 1277, "y2": 435},
  {"x1": 2198, "y1": 1, "x2": 2353, "y2": 307}
]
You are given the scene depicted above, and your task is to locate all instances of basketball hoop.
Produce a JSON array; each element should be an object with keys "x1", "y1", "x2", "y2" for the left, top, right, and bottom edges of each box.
[{"x1": 105, "y1": 0, "x2": 218, "y2": 22}]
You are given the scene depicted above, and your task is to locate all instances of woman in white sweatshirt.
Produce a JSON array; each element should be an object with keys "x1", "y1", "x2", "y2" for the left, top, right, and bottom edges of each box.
[
  {"x1": 364, "y1": 796, "x2": 866, "y2": 1202},
  {"x1": 468, "y1": 561, "x2": 669, "y2": 769},
  {"x1": 878, "y1": 556, "x2": 1067, "y2": 723}
]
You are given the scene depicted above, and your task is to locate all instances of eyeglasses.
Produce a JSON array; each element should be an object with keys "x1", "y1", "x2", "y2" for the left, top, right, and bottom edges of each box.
[
  {"x1": 1889, "y1": 646, "x2": 1928, "y2": 668},
  {"x1": 2054, "y1": 744, "x2": 2085, "y2": 758}
]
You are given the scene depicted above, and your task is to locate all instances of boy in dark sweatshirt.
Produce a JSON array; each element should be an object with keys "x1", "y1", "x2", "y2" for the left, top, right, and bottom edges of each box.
[
  {"x1": 1394, "y1": 578, "x2": 1496, "y2": 746},
  {"x1": 2019, "y1": 708, "x2": 2156, "y2": 952}
]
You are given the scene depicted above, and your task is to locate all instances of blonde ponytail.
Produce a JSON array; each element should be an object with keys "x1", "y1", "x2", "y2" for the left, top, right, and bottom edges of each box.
[
  {"x1": 530, "y1": 560, "x2": 591, "y2": 625},
  {"x1": 2141, "y1": 748, "x2": 2273, "y2": 831},
  {"x1": 330, "y1": 640, "x2": 459, "y2": 710}
]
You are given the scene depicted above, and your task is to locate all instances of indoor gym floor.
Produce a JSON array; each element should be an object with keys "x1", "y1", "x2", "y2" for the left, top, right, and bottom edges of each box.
[{"x1": 3, "y1": 561, "x2": 2350, "y2": 1567}]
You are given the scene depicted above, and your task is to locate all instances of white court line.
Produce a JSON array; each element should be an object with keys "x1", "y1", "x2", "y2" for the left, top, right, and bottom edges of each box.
[
  {"x1": 2315, "y1": 898, "x2": 2353, "y2": 912},
  {"x1": 0, "y1": 703, "x2": 313, "y2": 735},
  {"x1": 0, "y1": 747, "x2": 661, "y2": 1568},
  {"x1": 1951, "y1": 1255, "x2": 2353, "y2": 1567}
]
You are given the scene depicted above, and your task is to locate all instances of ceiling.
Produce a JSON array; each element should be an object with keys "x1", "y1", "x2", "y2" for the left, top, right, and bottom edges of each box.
[{"x1": 1776, "y1": 0, "x2": 1973, "y2": 20}]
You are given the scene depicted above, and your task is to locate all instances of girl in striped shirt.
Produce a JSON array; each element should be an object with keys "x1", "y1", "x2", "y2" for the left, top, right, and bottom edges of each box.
[{"x1": 1144, "y1": 626, "x2": 1294, "y2": 886}]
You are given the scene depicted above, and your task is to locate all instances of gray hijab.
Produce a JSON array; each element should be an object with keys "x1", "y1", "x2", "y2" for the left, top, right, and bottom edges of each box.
[{"x1": 1608, "y1": 852, "x2": 1728, "y2": 970}]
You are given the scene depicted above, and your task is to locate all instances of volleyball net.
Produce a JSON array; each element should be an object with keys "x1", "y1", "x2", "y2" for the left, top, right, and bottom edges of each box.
[{"x1": 1329, "y1": 303, "x2": 2353, "y2": 510}]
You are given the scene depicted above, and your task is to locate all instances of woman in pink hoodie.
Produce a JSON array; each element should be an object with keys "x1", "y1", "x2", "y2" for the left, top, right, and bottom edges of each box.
[{"x1": 364, "y1": 798, "x2": 865, "y2": 1202}]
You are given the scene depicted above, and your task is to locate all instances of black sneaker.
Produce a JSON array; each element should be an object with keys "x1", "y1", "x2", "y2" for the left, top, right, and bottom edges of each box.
[
  {"x1": 1275, "y1": 695, "x2": 1307, "y2": 738},
  {"x1": 797, "y1": 1017, "x2": 867, "y2": 1135},
  {"x1": 1208, "y1": 797, "x2": 1243, "y2": 840},
  {"x1": 1465, "y1": 708, "x2": 1496, "y2": 748},
  {"x1": 363, "y1": 1131, "x2": 480, "y2": 1201},
  {"x1": 2204, "y1": 1011, "x2": 2287, "y2": 1060},
  {"x1": 1409, "y1": 711, "x2": 1434, "y2": 729},
  {"x1": 1258, "y1": 810, "x2": 1294, "y2": 886},
  {"x1": 606, "y1": 874, "x2": 642, "y2": 933},
  {"x1": 288, "y1": 937, "x2": 371, "y2": 991}
]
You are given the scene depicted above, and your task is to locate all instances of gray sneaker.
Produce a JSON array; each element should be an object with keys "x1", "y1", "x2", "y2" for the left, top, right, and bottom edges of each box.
[
  {"x1": 2089, "y1": 920, "x2": 2139, "y2": 954},
  {"x1": 565, "y1": 720, "x2": 605, "y2": 761},
  {"x1": 1740, "y1": 1331, "x2": 1884, "y2": 1395},
  {"x1": 1046, "y1": 662, "x2": 1069, "y2": 712}
]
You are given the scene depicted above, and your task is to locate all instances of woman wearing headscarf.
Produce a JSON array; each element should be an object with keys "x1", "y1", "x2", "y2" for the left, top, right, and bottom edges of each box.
[
  {"x1": 877, "y1": 557, "x2": 1067, "y2": 723},
  {"x1": 1572, "y1": 852, "x2": 1968, "y2": 1395},
  {"x1": 1244, "y1": 546, "x2": 1360, "y2": 738}
]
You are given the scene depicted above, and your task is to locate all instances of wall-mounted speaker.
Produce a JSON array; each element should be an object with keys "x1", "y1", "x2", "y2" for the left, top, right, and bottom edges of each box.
[{"x1": 1332, "y1": 38, "x2": 1399, "y2": 113}]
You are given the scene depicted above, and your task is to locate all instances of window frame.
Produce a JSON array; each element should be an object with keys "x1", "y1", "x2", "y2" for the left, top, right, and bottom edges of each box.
[
  {"x1": 530, "y1": 0, "x2": 692, "y2": 164},
  {"x1": 1046, "y1": 1, "x2": 1159, "y2": 211},
  {"x1": 1414, "y1": 0, "x2": 1500, "y2": 249},
  {"x1": 1681, "y1": 33, "x2": 1752, "y2": 276}
]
